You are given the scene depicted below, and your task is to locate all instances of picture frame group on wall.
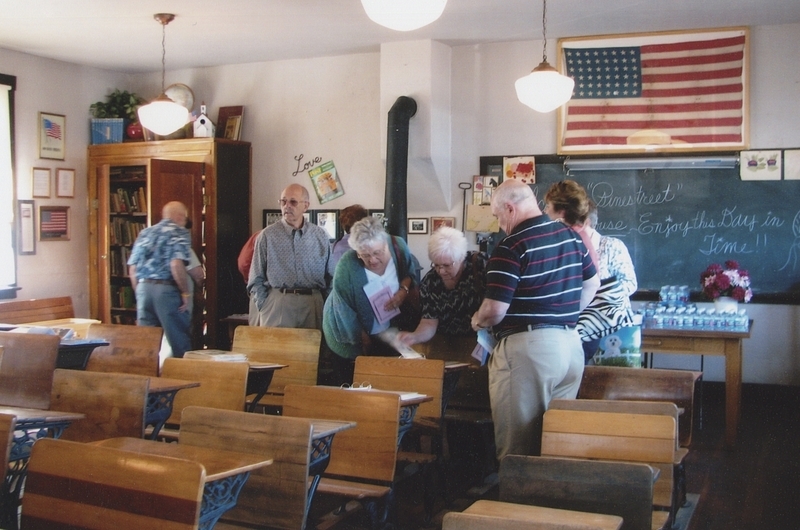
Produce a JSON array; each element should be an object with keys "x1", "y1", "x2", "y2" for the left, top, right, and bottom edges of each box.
[{"x1": 39, "y1": 205, "x2": 70, "y2": 241}]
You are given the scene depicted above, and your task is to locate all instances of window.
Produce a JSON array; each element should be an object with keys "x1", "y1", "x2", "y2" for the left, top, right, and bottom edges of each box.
[{"x1": 0, "y1": 74, "x2": 16, "y2": 299}]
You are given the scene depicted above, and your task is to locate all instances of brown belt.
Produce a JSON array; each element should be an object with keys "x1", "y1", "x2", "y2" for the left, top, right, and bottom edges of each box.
[
  {"x1": 279, "y1": 288, "x2": 316, "y2": 295},
  {"x1": 140, "y1": 278, "x2": 175, "y2": 285}
]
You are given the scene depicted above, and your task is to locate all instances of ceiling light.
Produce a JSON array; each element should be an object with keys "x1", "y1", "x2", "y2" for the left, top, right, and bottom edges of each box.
[
  {"x1": 514, "y1": 0, "x2": 574, "y2": 113},
  {"x1": 137, "y1": 13, "x2": 189, "y2": 136},
  {"x1": 361, "y1": 0, "x2": 447, "y2": 31}
]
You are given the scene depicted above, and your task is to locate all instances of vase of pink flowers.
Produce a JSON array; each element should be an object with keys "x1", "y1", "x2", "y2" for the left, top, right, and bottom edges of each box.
[{"x1": 700, "y1": 260, "x2": 753, "y2": 312}]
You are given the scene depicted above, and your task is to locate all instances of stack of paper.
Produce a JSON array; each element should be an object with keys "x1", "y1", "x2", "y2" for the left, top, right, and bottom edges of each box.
[{"x1": 184, "y1": 349, "x2": 248, "y2": 362}]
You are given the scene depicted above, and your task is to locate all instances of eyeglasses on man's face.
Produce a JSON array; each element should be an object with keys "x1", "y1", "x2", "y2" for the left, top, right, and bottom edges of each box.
[{"x1": 279, "y1": 198, "x2": 307, "y2": 207}]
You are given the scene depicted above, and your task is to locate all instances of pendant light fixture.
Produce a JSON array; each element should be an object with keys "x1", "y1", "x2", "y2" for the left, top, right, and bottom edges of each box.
[
  {"x1": 514, "y1": 0, "x2": 574, "y2": 113},
  {"x1": 360, "y1": 0, "x2": 447, "y2": 31},
  {"x1": 137, "y1": 13, "x2": 189, "y2": 136}
]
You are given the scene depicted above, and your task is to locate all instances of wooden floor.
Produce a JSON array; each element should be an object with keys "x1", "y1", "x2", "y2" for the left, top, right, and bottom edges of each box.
[{"x1": 308, "y1": 381, "x2": 800, "y2": 530}]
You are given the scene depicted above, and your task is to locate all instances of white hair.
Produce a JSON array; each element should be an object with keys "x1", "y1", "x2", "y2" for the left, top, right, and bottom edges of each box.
[{"x1": 428, "y1": 226, "x2": 467, "y2": 263}]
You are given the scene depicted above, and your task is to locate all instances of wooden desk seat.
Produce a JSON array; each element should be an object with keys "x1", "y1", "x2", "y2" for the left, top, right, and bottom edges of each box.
[
  {"x1": 445, "y1": 499, "x2": 623, "y2": 530},
  {"x1": 50, "y1": 369, "x2": 149, "y2": 442},
  {"x1": 541, "y1": 407, "x2": 680, "y2": 529},
  {"x1": 85, "y1": 323, "x2": 163, "y2": 376},
  {"x1": 231, "y1": 326, "x2": 321, "y2": 411},
  {"x1": 180, "y1": 406, "x2": 314, "y2": 530},
  {"x1": 354, "y1": 356, "x2": 445, "y2": 520},
  {"x1": 0, "y1": 333, "x2": 60, "y2": 410},
  {"x1": 157, "y1": 358, "x2": 249, "y2": 441},
  {"x1": 0, "y1": 412, "x2": 15, "y2": 477},
  {"x1": 549, "y1": 399, "x2": 689, "y2": 520},
  {"x1": 500, "y1": 454, "x2": 666, "y2": 530},
  {"x1": 0, "y1": 296, "x2": 74, "y2": 325},
  {"x1": 283, "y1": 385, "x2": 400, "y2": 530},
  {"x1": 578, "y1": 365, "x2": 702, "y2": 447},
  {"x1": 22, "y1": 437, "x2": 205, "y2": 529}
]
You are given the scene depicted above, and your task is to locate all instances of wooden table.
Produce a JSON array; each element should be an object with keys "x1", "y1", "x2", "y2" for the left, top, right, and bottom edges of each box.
[
  {"x1": 0, "y1": 407, "x2": 85, "y2": 530},
  {"x1": 344, "y1": 388, "x2": 432, "y2": 447},
  {"x1": 145, "y1": 377, "x2": 201, "y2": 440},
  {"x1": 641, "y1": 321, "x2": 752, "y2": 447},
  {"x1": 94, "y1": 437, "x2": 273, "y2": 530},
  {"x1": 459, "y1": 499, "x2": 623, "y2": 530}
]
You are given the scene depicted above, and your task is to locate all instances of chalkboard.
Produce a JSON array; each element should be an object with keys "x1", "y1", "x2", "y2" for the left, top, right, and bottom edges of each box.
[{"x1": 480, "y1": 155, "x2": 800, "y2": 304}]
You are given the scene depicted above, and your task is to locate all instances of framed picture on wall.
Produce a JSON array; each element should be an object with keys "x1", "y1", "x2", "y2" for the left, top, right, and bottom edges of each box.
[
  {"x1": 56, "y1": 168, "x2": 75, "y2": 198},
  {"x1": 18, "y1": 200, "x2": 35, "y2": 255},
  {"x1": 262, "y1": 209, "x2": 282, "y2": 227},
  {"x1": 39, "y1": 205, "x2": 70, "y2": 241},
  {"x1": 32, "y1": 167, "x2": 51, "y2": 198},
  {"x1": 314, "y1": 210, "x2": 339, "y2": 241},
  {"x1": 431, "y1": 216, "x2": 456, "y2": 232},
  {"x1": 408, "y1": 218, "x2": 428, "y2": 235},
  {"x1": 39, "y1": 112, "x2": 66, "y2": 160}
]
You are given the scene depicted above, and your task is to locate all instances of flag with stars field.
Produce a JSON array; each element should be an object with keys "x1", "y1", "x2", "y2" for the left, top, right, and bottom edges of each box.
[{"x1": 557, "y1": 28, "x2": 748, "y2": 154}]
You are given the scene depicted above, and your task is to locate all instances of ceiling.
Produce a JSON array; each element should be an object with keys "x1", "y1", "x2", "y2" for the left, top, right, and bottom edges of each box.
[{"x1": 1, "y1": 0, "x2": 799, "y2": 74}]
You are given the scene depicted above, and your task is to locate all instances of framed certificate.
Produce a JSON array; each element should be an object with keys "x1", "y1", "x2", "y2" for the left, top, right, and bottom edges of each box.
[{"x1": 56, "y1": 168, "x2": 75, "y2": 198}]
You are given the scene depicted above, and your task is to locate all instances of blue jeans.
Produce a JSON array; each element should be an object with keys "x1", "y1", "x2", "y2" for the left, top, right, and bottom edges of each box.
[{"x1": 136, "y1": 282, "x2": 191, "y2": 358}]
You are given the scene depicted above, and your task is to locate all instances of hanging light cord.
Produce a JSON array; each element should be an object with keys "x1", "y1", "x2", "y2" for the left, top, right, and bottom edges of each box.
[
  {"x1": 160, "y1": 21, "x2": 166, "y2": 93},
  {"x1": 541, "y1": 0, "x2": 548, "y2": 63}
]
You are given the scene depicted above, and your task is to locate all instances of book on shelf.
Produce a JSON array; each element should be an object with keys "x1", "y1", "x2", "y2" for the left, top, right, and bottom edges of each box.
[{"x1": 184, "y1": 349, "x2": 248, "y2": 362}]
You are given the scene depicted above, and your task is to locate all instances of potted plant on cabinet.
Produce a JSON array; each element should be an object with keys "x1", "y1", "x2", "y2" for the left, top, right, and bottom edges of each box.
[{"x1": 89, "y1": 89, "x2": 145, "y2": 144}]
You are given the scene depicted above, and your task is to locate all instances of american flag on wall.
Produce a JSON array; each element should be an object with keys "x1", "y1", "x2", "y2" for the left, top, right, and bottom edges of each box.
[
  {"x1": 41, "y1": 209, "x2": 68, "y2": 234},
  {"x1": 557, "y1": 28, "x2": 748, "y2": 154},
  {"x1": 44, "y1": 119, "x2": 62, "y2": 140}
]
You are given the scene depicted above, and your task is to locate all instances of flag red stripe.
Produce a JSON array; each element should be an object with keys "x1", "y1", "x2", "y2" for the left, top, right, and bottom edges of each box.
[
  {"x1": 640, "y1": 35, "x2": 746, "y2": 54},
  {"x1": 568, "y1": 99, "x2": 743, "y2": 115},
  {"x1": 642, "y1": 67, "x2": 743, "y2": 83},
  {"x1": 566, "y1": 116, "x2": 742, "y2": 131},
  {"x1": 642, "y1": 51, "x2": 744, "y2": 68},
  {"x1": 642, "y1": 83, "x2": 743, "y2": 98},
  {"x1": 563, "y1": 133, "x2": 743, "y2": 146}
]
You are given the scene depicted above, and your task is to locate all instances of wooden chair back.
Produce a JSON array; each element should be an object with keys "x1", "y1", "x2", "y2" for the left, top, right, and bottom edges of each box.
[
  {"x1": 180, "y1": 406, "x2": 313, "y2": 530},
  {"x1": 232, "y1": 326, "x2": 321, "y2": 395},
  {"x1": 283, "y1": 384, "x2": 400, "y2": 483},
  {"x1": 499, "y1": 455, "x2": 657, "y2": 530},
  {"x1": 541, "y1": 407, "x2": 678, "y2": 512},
  {"x1": 0, "y1": 333, "x2": 60, "y2": 409},
  {"x1": 0, "y1": 296, "x2": 74, "y2": 324},
  {"x1": 85, "y1": 323, "x2": 163, "y2": 376},
  {"x1": 354, "y1": 356, "x2": 445, "y2": 420},
  {"x1": 50, "y1": 369, "x2": 148, "y2": 442},
  {"x1": 550, "y1": 398, "x2": 681, "y2": 450},
  {"x1": 0, "y1": 413, "x2": 16, "y2": 477},
  {"x1": 443, "y1": 500, "x2": 623, "y2": 530},
  {"x1": 578, "y1": 365, "x2": 701, "y2": 446},
  {"x1": 22, "y1": 438, "x2": 205, "y2": 529},
  {"x1": 161, "y1": 357, "x2": 249, "y2": 425}
]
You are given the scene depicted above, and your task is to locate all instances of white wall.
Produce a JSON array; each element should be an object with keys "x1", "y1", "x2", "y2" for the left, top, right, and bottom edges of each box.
[
  {"x1": 1, "y1": 47, "x2": 128, "y2": 317},
  {"x1": 3, "y1": 22, "x2": 798, "y2": 384}
]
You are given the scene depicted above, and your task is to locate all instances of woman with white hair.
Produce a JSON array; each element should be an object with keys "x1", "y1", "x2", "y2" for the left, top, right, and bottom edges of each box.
[
  {"x1": 397, "y1": 226, "x2": 487, "y2": 348},
  {"x1": 322, "y1": 216, "x2": 419, "y2": 384}
]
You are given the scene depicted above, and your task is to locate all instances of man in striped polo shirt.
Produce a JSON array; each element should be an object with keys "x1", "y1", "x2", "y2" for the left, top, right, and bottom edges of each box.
[{"x1": 471, "y1": 179, "x2": 599, "y2": 458}]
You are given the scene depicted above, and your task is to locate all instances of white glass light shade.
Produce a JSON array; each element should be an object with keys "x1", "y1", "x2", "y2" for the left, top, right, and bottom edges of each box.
[
  {"x1": 360, "y1": 0, "x2": 447, "y2": 31},
  {"x1": 515, "y1": 61, "x2": 575, "y2": 113},
  {"x1": 137, "y1": 94, "x2": 189, "y2": 136}
]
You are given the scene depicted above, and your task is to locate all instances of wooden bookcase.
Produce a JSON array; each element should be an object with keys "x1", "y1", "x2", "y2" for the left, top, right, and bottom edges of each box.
[{"x1": 88, "y1": 138, "x2": 252, "y2": 349}]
